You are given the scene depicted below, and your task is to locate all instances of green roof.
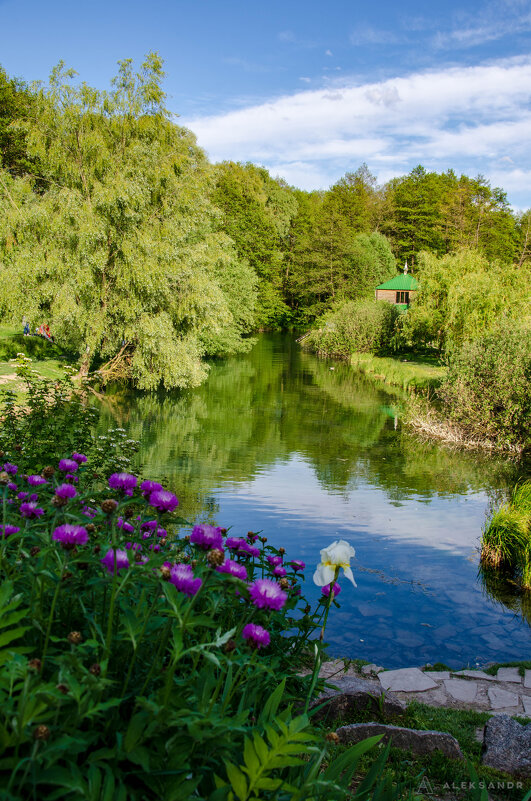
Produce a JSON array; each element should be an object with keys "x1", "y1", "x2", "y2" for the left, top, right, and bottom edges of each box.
[{"x1": 376, "y1": 273, "x2": 419, "y2": 291}]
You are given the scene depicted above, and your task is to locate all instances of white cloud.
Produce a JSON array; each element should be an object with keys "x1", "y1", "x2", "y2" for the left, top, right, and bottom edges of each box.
[
  {"x1": 299, "y1": 76, "x2": 311, "y2": 83},
  {"x1": 433, "y1": 0, "x2": 531, "y2": 48},
  {"x1": 325, "y1": 49, "x2": 333, "y2": 56},
  {"x1": 182, "y1": 56, "x2": 531, "y2": 204}
]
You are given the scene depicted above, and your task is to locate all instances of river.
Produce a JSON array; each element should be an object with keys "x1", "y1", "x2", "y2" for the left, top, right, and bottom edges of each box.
[{"x1": 99, "y1": 334, "x2": 531, "y2": 669}]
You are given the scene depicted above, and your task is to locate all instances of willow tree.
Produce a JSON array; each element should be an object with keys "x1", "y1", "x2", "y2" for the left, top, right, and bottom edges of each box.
[{"x1": 0, "y1": 54, "x2": 256, "y2": 389}]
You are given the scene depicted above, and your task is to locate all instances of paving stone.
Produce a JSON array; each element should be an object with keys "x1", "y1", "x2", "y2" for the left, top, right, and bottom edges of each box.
[
  {"x1": 482, "y1": 715, "x2": 531, "y2": 776},
  {"x1": 444, "y1": 678, "x2": 478, "y2": 703},
  {"x1": 488, "y1": 686, "x2": 519, "y2": 710},
  {"x1": 379, "y1": 668, "x2": 438, "y2": 693},
  {"x1": 496, "y1": 667, "x2": 522, "y2": 683},
  {"x1": 453, "y1": 670, "x2": 496, "y2": 681},
  {"x1": 336, "y1": 722, "x2": 463, "y2": 760},
  {"x1": 424, "y1": 671, "x2": 450, "y2": 681},
  {"x1": 361, "y1": 663, "x2": 384, "y2": 675},
  {"x1": 522, "y1": 696, "x2": 531, "y2": 716},
  {"x1": 524, "y1": 670, "x2": 531, "y2": 689}
]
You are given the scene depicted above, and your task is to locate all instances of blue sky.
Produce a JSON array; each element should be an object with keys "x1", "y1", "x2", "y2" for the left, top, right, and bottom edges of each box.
[{"x1": 1, "y1": 0, "x2": 531, "y2": 207}]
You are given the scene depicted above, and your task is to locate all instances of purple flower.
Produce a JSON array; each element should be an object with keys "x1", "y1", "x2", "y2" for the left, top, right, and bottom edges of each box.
[
  {"x1": 150, "y1": 543, "x2": 161, "y2": 552},
  {"x1": 247, "y1": 533, "x2": 258, "y2": 543},
  {"x1": 58, "y1": 459, "x2": 78, "y2": 472},
  {"x1": 140, "y1": 480, "x2": 163, "y2": 497},
  {"x1": 125, "y1": 541, "x2": 142, "y2": 551},
  {"x1": 17, "y1": 491, "x2": 28, "y2": 501},
  {"x1": 20, "y1": 502, "x2": 44, "y2": 519},
  {"x1": 273, "y1": 566, "x2": 287, "y2": 578},
  {"x1": 322, "y1": 582, "x2": 341, "y2": 598},
  {"x1": 2, "y1": 463, "x2": 18, "y2": 475},
  {"x1": 117, "y1": 517, "x2": 135, "y2": 534},
  {"x1": 216, "y1": 559, "x2": 248, "y2": 580},
  {"x1": 248, "y1": 579, "x2": 287, "y2": 611},
  {"x1": 71, "y1": 453, "x2": 87, "y2": 464},
  {"x1": 242, "y1": 623, "x2": 270, "y2": 649},
  {"x1": 290, "y1": 560, "x2": 306, "y2": 571},
  {"x1": 101, "y1": 548, "x2": 130, "y2": 574},
  {"x1": 191, "y1": 524, "x2": 223, "y2": 550},
  {"x1": 27, "y1": 475, "x2": 48, "y2": 487},
  {"x1": 225, "y1": 538, "x2": 260, "y2": 558},
  {"x1": 0, "y1": 525, "x2": 20, "y2": 538},
  {"x1": 52, "y1": 524, "x2": 89, "y2": 548},
  {"x1": 267, "y1": 555, "x2": 283, "y2": 567},
  {"x1": 82, "y1": 505, "x2": 96, "y2": 518},
  {"x1": 55, "y1": 483, "x2": 77, "y2": 500},
  {"x1": 140, "y1": 519, "x2": 166, "y2": 537},
  {"x1": 169, "y1": 563, "x2": 202, "y2": 596},
  {"x1": 108, "y1": 473, "x2": 137, "y2": 495},
  {"x1": 7, "y1": 482, "x2": 17, "y2": 492},
  {"x1": 149, "y1": 489, "x2": 179, "y2": 513}
]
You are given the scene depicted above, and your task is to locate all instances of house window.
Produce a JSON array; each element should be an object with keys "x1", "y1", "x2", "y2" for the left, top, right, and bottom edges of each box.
[{"x1": 396, "y1": 291, "x2": 410, "y2": 304}]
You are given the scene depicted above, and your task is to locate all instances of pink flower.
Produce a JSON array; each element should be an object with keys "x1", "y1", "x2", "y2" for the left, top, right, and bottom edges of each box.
[
  {"x1": 52, "y1": 524, "x2": 89, "y2": 548},
  {"x1": 242, "y1": 623, "x2": 270, "y2": 649},
  {"x1": 248, "y1": 579, "x2": 287, "y2": 611},
  {"x1": 321, "y1": 582, "x2": 341, "y2": 598},
  {"x1": 216, "y1": 559, "x2": 247, "y2": 580},
  {"x1": 101, "y1": 548, "x2": 130, "y2": 574},
  {"x1": 149, "y1": 489, "x2": 179, "y2": 513},
  {"x1": 169, "y1": 563, "x2": 202, "y2": 596},
  {"x1": 27, "y1": 475, "x2": 48, "y2": 487}
]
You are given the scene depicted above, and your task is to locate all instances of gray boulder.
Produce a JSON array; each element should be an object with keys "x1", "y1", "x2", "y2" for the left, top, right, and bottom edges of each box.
[
  {"x1": 336, "y1": 722, "x2": 464, "y2": 760},
  {"x1": 482, "y1": 715, "x2": 531, "y2": 777},
  {"x1": 310, "y1": 675, "x2": 406, "y2": 722}
]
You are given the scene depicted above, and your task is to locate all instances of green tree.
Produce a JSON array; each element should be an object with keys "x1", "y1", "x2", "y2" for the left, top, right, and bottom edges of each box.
[
  {"x1": 0, "y1": 65, "x2": 35, "y2": 176},
  {"x1": 0, "y1": 55, "x2": 256, "y2": 389}
]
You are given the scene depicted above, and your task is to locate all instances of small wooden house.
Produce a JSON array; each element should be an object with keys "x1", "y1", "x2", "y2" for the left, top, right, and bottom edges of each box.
[{"x1": 375, "y1": 267, "x2": 419, "y2": 309}]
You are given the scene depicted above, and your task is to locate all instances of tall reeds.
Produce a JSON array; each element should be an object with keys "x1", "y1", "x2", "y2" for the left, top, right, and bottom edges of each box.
[{"x1": 480, "y1": 481, "x2": 531, "y2": 589}]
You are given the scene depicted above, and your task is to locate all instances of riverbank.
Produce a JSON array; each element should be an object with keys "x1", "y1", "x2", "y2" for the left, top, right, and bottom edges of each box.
[
  {"x1": 348, "y1": 351, "x2": 445, "y2": 392},
  {"x1": 0, "y1": 325, "x2": 65, "y2": 393}
]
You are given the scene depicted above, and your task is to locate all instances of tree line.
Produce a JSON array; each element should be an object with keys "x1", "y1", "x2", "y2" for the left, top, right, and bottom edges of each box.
[{"x1": 0, "y1": 55, "x2": 529, "y2": 388}]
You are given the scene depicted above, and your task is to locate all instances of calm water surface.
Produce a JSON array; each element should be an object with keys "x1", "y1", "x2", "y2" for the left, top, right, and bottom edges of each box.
[{"x1": 101, "y1": 335, "x2": 531, "y2": 669}]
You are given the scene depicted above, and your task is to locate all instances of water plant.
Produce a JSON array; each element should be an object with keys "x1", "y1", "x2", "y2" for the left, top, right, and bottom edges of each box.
[{"x1": 480, "y1": 481, "x2": 531, "y2": 589}]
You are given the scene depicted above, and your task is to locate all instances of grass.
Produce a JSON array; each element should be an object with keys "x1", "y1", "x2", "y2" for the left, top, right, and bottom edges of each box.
[
  {"x1": 349, "y1": 352, "x2": 446, "y2": 392},
  {"x1": 480, "y1": 481, "x2": 531, "y2": 587},
  {"x1": 0, "y1": 324, "x2": 68, "y2": 394}
]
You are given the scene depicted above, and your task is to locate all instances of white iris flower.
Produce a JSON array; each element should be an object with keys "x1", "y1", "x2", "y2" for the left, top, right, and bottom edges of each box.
[{"x1": 313, "y1": 540, "x2": 357, "y2": 587}]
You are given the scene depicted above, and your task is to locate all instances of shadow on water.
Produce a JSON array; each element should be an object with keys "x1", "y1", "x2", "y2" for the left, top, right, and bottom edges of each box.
[{"x1": 99, "y1": 334, "x2": 530, "y2": 668}]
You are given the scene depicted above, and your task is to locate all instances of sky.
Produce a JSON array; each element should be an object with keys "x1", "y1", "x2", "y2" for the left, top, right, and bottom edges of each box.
[{"x1": 1, "y1": 0, "x2": 531, "y2": 207}]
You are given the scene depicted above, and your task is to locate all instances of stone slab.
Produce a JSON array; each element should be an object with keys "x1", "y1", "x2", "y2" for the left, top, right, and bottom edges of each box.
[
  {"x1": 379, "y1": 668, "x2": 438, "y2": 693},
  {"x1": 522, "y1": 696, "x2": 531, "y2": 717},
  {"x1": 488, "y1": 686, "x2": 519, "y2": 710},
  {"x1": 361, "y1": 663, "x2": 384, "y2": 675},
  {"x1": 496, "y1": 667, "x2": 522, "y2": 683},
  {"x1": 453, "y1": 670, "x2": 496, "y2": 681},
  {"x1": 444, "y1": 678, "x2": 478, "y2": 703},
  {"x1": 524, "y1": 670, "x2": 531, "y2": 689},
  {"x1": 336, "y1": 722, "x2": 463, "y2": 760},
  {"x1": 482, "y1": 715, "x2": 531, "y2": 777},
  {"x1": 424, "y1": 671, "x2": 450, "y2": 681}
]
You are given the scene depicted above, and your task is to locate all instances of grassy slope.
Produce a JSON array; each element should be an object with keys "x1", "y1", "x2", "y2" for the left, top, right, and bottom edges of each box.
[
  {"x1": 0, "y1": 325, "x2": 65, "y2": 391},
  {"x1": 349, "y1": 352, "x2": 446, "y2": 392}
]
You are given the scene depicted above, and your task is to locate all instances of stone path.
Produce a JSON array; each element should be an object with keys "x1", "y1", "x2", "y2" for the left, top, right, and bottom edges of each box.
[{"x1": 318, "y1": 661, "x2": 531, "y2": 718}]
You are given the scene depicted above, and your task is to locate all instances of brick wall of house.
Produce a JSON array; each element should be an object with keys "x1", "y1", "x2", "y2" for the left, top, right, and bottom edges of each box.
[{"x1": 375, "y1": 289, "x2": 417, "y2": 304}]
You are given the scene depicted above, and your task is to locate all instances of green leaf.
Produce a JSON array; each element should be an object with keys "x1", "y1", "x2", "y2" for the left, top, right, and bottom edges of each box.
[{"x1": 224, "y1": 761, "x2": 248, "y2": 801}]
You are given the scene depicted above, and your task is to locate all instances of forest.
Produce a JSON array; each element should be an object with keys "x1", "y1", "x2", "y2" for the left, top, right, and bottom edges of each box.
[{"x1": 0, "y1": 54, "x2": 530, "y2": 390}]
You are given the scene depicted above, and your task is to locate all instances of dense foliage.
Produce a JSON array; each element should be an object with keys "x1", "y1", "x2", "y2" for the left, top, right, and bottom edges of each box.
[
  {"x1": 303, "y1": 301, "x2": 400, "y2": 359},
  {"x1": 437, "y1": 323, "x2": 531, "y2": 450}
]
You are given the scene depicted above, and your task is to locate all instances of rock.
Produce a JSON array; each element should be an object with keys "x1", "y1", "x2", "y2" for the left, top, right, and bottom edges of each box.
[
  {"x1": 361, "y1": 663, "x2": 384, "y2": 675},
  {"x1": 524, "y1": 670, "x2": 531, "y2": 689},
  {"x1": 496, "y1": 667, "x2": 522, "y2": 683},
  {"x1": 522, "y1": 696, "x2": 531, "y2": 716},
  {"x1": 453, "y1": 670, "x2": 496, "y2": 681},
  {"x1": 488, "y1": 686, "x2": 519, "y2": 710},
  {"x1": 310, "y1": 675, "x2": 406, "y2": 721},
  {"x1": 482, "y1": 715, "x2": 531, "y2": 777},
  {"x1": 444, "y1": 678, "x2": 478, "y2": 703},
  {"x1": 379, "y1": 667, "x2": 438, "y2": 693},
  {"x1": 336, "y1": 722, "x2": 464, "y2": 760},
  {"x1": 424, "y1": 671, "x2": 450, "y2": 681}
]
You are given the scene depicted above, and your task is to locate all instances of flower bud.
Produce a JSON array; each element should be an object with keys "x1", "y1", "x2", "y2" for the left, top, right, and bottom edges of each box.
[
  {"x1": 67, "y1": 631, "x2": 83, "y2": 645},
  {"x1": 89, "y1": 663, "x2": 101, "y2": 676},
  {"x1": 13, "y1": 444, "x2": 22, "y2": 452},
  {"x1": 124, "y1": 506, "x2": 134, "y2": 519},
  {"x1": 0, "y1": 472, "x2": 9, "y2": 485},
  {"x1": 42, "y1": 466, "x2": 55, "y2": 478},
  {"x1": 220, "y1": 528, "x2": 227, "y2": 535},
  {"x1": 326, "y1": 731, "x2": 340, "y2": 744},
  {"x1": 30, "y1": 546, "x2": 41, "y2": 557},
  {"x1": 159, "y1": 537, "x2": 167, "y2": 546},
  {"x1": 279, "y1": 578, "x2": 289, "y2": 590},
  {"x1": 28, "y1": 658, "x2": 42, "y2": 672},
  {"x1": 223, "y1": 639, "x2": 236, "y2": 653},
  {"x1": 278, "y1": 547, "x2": 285, "y2": 555},
  {"x1": 56, "y1": 683, "x2": 69, "y2": 695},
  {"x1": 260, "y1": 536, "x2": 267, "y2": 543},
  {"x1": 86, "y1": 523, "x2": 96, "y2": 533},
  {"x1": 93, "y1": 544, "x2": 101, "y2": 554},
  {"x1": 101, "y1": 499, "x2": 118, "y2": 514},
  {"x1": 34, "y1": 725, "x2": 50, "y2": 741},
  {"x1": 61, "y1": 571, "x2": 73, "y2": 580},
  {"x1": 191, "y1": 559, "x2": 198, "y2": 568},
  {"x1": 304, "y1": 604, "x2": 311, "y2": 614},
  {"x1": 52, "y1": 495, "x2": 67, "y2": 507},
  {"x1": 160, "y1": 565, "x2": 171, "y2": 580},
  {"x1": 207, "y1": 549, "x2": 225, "y2": 567}
]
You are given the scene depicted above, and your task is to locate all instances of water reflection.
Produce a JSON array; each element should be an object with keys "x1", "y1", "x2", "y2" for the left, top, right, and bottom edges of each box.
[{"x1": 99, "y1": 335, "x2": 530, "y2": 667}]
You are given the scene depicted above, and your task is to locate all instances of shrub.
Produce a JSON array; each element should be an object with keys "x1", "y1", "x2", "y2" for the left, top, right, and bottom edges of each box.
[
  {"x1": 0, "y1": 457, "x2": 398, "y2": 800},
  {"x1": 437, "y1": 323, "x2": 531, "y2": 450},
  {"x1": 304, "y1": 300, "x2": 400, "y2": 358}
]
